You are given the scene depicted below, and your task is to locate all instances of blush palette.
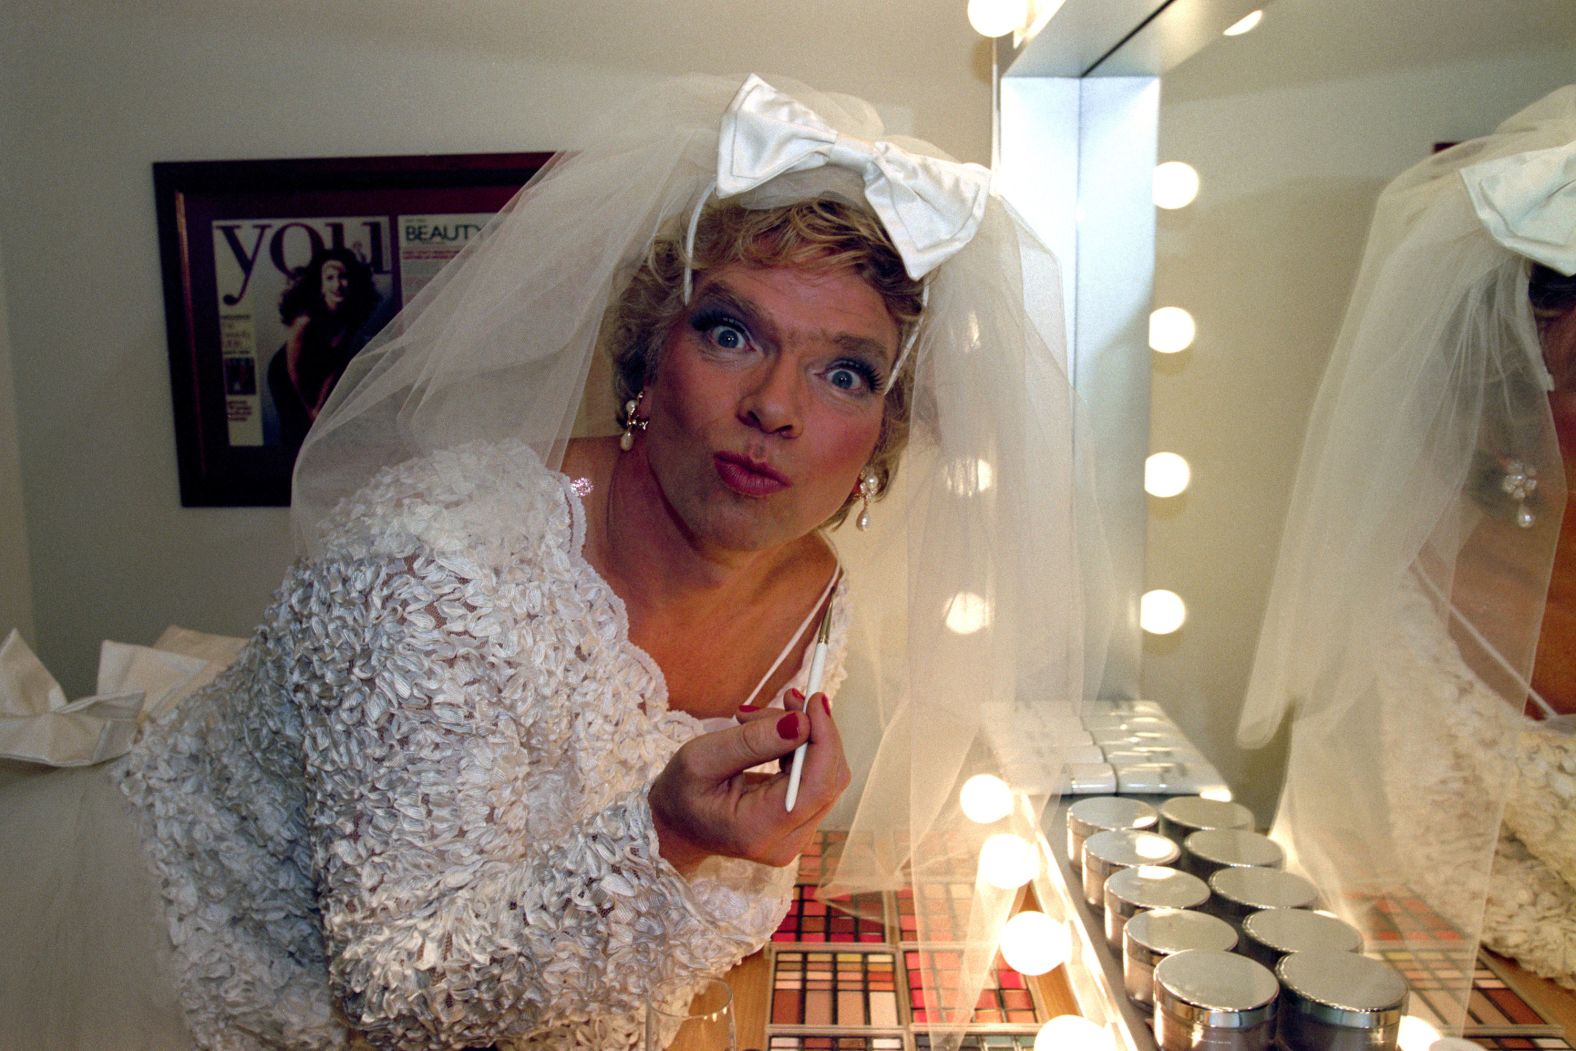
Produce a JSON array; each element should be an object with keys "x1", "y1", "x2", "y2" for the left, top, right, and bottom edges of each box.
[
  {"x1": 902, "y1": 948, "x2": 1041, "y2": 1027},
  {"x1": 774, "y1": 884, "x2": 890, "y2": 944}
]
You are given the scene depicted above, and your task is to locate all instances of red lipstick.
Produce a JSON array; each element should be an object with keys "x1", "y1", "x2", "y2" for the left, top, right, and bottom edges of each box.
[{"x1": 714, "y1": 452, "x2": 790, "y2": 497}]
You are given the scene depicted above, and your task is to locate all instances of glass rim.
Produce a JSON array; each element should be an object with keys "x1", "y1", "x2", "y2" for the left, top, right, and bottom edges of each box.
[{"x1": 648, "y1": 976, "x2": 733, "y2": 1023}]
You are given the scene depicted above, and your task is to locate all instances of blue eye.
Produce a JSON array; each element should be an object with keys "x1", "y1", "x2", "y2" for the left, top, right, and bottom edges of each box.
[{"x1": 827, "y1": 360, "x2": 880, "y2": 394}]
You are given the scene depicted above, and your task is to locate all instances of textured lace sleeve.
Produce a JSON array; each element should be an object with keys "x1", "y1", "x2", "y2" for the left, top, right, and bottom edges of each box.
[{"x1": 283, "y1": 546, "x2": 781, "y2": 1049}]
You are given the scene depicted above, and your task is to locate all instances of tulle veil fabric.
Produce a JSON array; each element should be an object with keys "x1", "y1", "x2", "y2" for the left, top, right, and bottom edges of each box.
[
  {"x1": 294, "y1": 74, "x2": 1112, "y2": 1048},
  {"x1": 1241, "y1": 87, "x2": 1576, "y2": 1030}
]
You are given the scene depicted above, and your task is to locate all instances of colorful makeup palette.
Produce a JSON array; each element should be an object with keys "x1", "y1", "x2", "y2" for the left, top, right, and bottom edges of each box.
[
  {"x1": 796, "y1": 830, "x2": 851, "y2": 886},
  {"x1": 775, "y1": 884, "x2": 890, "y2": 944},
  {"x1": 896, "y1": 882, "x2": 975, "y2": 944},
  {"x1": 766, "y1": 1035, "x2": 905, "y2": 1050},
  {"x1": 1357, "y1": 891, "x2": 1466, "y2": 943},
  {"x1": 902, "y1": 949, "x2": 1040, "y2": 1026},
  {"x1": 913, "y1": 1035, "x2": 1040, "y2": 1050},
  {"x1": 772, "y1": 950, "x2": 903, "y2": 1029}
]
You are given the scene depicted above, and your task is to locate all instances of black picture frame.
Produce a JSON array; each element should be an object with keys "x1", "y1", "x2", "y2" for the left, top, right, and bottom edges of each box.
[{"x1": 153, "y1": 152, "x2": 552, "y2": 506}]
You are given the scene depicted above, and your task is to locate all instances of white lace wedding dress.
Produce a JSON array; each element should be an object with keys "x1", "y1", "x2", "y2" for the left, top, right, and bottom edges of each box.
[{"x1": 0, "y1": 441, "x2": 844, "y2": 1050}]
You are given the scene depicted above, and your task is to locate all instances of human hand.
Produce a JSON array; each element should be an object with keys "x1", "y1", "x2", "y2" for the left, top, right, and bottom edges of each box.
[{"x1": 648, "y1": 689, "x2": 851, "y2": 874}]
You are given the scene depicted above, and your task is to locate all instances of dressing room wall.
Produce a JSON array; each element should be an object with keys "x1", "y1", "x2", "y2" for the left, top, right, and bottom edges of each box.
[{"x1": 0, "y1": 0, "x2": 991, "y2": 696}]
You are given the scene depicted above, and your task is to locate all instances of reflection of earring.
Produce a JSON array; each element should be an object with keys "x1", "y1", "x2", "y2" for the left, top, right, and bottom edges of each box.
[
  {"x1": 855, "y1": 467, "x2": 879, "y2": 531},
  {"x1": 1501, "y1": 460, "x2": 1538, "y2": 528},
  {"x1": 619, "y1": 390, "x2": 648, "y2": 452}
]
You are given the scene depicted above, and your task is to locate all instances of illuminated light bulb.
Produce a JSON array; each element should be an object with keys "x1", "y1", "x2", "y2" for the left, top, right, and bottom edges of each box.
[
  {"x1": 1153, "y1": 161, "x2": 1201, "y2": 210},
  {"x1": 1223, "y1": 9, "x2": 1264, "y2": 36},
  {"x1": 960, "y1": 774, "x2": 1015, "y2": 824},
  {"x1": 1000, "y1": 911, "x2": 1071, "y2": 976},
  {"x1": 1140, "y1": 590, "x2": 1187, "y2": 635},
  {"x1": 1149, "y1": 307, "x2": 1197, "y2": 353},
  {"x1": 945, "y1": 591, "x2": 992, "y2": 635},
  {"x1": 1396, "y1": 1016, "x2": 1442, "y2": 1051},
  {"x1": 981, "y1": 833, "x2": 1041, "y2": 890},
  {"x1": 1200, "y1": 785, "x2": 1235, "y2": 802},
  {"x1": 1035, "y1": 1015, "x2": 1114, "y2": 1051},
  {"x1": 1144, "y1": 452, "x2": 1191, "y2": 498},
  {"x1": 967, "y1": 0, "x2": 1031, "y2": 38}
]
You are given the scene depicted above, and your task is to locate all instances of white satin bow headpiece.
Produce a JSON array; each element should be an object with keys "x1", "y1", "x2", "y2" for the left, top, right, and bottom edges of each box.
[
  {"x1": 1461, "y1": 138, "x2": 1576, "y2": 275},
  {"x1": 681, "y1": 75, "x2": 993, "y2": 389}
]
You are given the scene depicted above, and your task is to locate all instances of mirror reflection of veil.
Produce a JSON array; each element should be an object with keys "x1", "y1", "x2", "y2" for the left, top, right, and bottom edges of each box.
[
  {"x1": 267, "y1": 246, "x2": 380, "y2": 452},
  {"x1": 1241, "y1": 86, "x2": 1576, "y2": 1015}
]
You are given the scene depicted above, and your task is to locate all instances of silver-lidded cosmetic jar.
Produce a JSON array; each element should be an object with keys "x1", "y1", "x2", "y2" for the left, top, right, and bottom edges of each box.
[
  {"x1": 1275, "y1": 950, "x2": 1408, "y2": 1051},
  {"x1": 1082, "y1": 828, "x2": 1182, "y2": 909},
  {"x1": 1104, "y1": 865, "x2": 1211, "y2": 951},
  {"x1": 1239, "y1": 909, "x2": 1362, "y2": 972},
  {"x1": 1181, "y1": 829, "x2": 1285, "y2": 882},
  {"x1": 1207, "y1": 867, "x2": 1319, "y2": 932},
  {"x1": 1152, "y1": 949, "x2": 1278, "y2": 1051},
  {"x1": 1066, "y1": 796, "x2": 1160, "y2": 874},
  {"x1": 1123, "y1": 907, "x2": 1238, "y2": 1006},
  {"x1": 1158, "y1": 796, "x2": 1255, "y2": 841}
]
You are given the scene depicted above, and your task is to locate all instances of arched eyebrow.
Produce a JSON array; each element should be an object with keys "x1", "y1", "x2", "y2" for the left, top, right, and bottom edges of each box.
[{"x1": 691, "y1": 280, "x2": 898, "y2": 366}]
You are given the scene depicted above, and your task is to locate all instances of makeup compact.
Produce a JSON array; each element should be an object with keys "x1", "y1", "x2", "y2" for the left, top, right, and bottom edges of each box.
[
  {"x1": 1123, "y1": 908, "x2": 1239, "y2": 1007},
  {"x1": 1158, "y1": 796, "x2": 1256, "y2": 841},
  {"x1": 1152, "y1": 949, "x2": 1279, "y2": 1051},
  {"x1": 1275, "y1": 949, "x2": 1408, "y2": 1051},
  {"x1": 1181, "y1": 829, "x2": 1285, "y2": 882},
  {"x1": 1082, "y1": 829, "x2": 1182, "y2": 910},
  {"x1": 1207, "y1": 867, "x2": 1319, "y2": 933},
  {"x1": 1238, "y1": 909, "x2": 1362, "y2": 972},
  {"x1": 1065, "y1": 796, "x2": 1160, "y2": 875},
  {"x1": 1104, "y1": 865, "x2": 1211, "y2": 951}
]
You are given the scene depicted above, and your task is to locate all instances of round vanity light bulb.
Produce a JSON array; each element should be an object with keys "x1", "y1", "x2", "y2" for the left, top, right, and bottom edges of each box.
[
  {"x1": 1223, "y1": 9, "x2": 1264, "y2": 36},
  {"x1": 1149, "y1": 307, "x2": 1197, "y2": 353},
  {"x1": 981, "y1": 833, "x2": 1041, "y2": 890},
  {"x1": 1144, "y1": 452, "x2": 1192, "y2": 498},
  {"x1": 967, "y1": 0, "x2": 1030, "y2": 37},
  {"x1": 1140, "y1": 589, "x2": 1187, "y2": 635},
  {"x1": 1153, "y1": 161, "x2": 1201, "y2": 210},
  {"x1": 1000, "y1": 911, "x2": 1071, "y2": 976},
  {"x1": 1035, "y1": 1015, "x2": 1114, "y2": 1051},
  {"x1": 960, "y1": 774, "x2": 1015, "y2": 824},
  {"x1": 945, "y1": 591, "x2": 992, "y2": 635},
  {"x1": 1396, "y1": 1016, "x2": 1442, "y2": 1051}
]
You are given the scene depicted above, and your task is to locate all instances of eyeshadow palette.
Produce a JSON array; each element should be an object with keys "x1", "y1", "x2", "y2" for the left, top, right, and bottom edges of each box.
[
  {"x1": 1376, "y1": 947, "x2": 1551, "y2": 1031},
  {"x1": 774, "y1": 884, "x2": 890, "y2": 944},
  {"x1": 896, "y1": 883, "x2": 975, "y2": 944},
  {"x1": 902, "y1": 949, "x2": 1041, "y2": 1027},
  {"x1": 766, "y1": 1035, "x2": 906, "y2": 1050},
  {"x1": 1357, "y1": 891, "x2": 1467, "y2": 943},
  {"x1": 796, "y1": 830, "x2": 852, "y2": 886},
  {"x1": 913, "y1": 1035, "x2": 1040, "y2": 1050},
  {"x1": 772, "y1": 950, "x2": 903, "y2": 1029}
]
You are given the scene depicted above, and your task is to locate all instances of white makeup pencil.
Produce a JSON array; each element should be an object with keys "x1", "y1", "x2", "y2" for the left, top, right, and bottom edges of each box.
[{"x1": 783, "y1": 608, "x2": 833, "y2": 813}]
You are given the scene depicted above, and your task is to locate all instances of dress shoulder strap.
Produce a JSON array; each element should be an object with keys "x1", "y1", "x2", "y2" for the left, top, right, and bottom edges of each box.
[{"x1": 738, "y1": 554, "x2": 842, "y2": 710}]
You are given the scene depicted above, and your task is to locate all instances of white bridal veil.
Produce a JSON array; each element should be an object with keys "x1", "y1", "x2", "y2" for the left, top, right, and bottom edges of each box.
[
  {"x1": 1243, "y1": 88, "x2": 1576, "y2": 1027},
  {"x1": 295, "y1": 74, "x2": 1112, "y2": 1047}
]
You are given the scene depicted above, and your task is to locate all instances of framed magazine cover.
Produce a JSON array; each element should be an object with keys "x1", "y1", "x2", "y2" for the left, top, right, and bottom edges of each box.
[{"x1": 153, "y1": 152, "x2": 552, "y2": 506}]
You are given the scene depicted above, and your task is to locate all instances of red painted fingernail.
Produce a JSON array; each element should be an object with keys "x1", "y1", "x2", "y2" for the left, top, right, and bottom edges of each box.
[
  {"x1": 777, "y1": 713, "x2": 801, "y2": 739},
  {"x1": 819, "y1": 694, "x2": 831, "y2": 715},
  {"x1": 738, "y1": 703, "x2": 760, "y2": 712},
  {"x1": 787, "y1": 688, "x2": 805, "y2": 702}
]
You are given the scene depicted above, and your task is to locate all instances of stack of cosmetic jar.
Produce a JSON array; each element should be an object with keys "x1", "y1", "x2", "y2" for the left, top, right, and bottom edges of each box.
[
  {"x1": 1083, "y1": 829, "x2": 1182, "y2": 909},
  {"x1": 1239, "y1": 909, "x2": 1363, "y2": 972},
  {"x1": 1065, "y1": 796, "x2": 1159, "y2": 874},
  {"x1": 1152, "y1": 949, "x2": 1279, "y2": 1051},
  {"x1": 1104, "y1": 865, "x2": 1211, "y2": 951},
  {"x1": 1157, "y1": 797, "x2": 1255, "y2": 841},
  {"x1": 1123, "y1": 908, "x2": 1238, "y2": 1007},
  {"x1": 1207, "y1": 867, "x2": 1319, "y2": 933},
  {"x1": 1182, "y1": 829, "x2": 1285, "y2": 882},
  {"x1": 1275, "y1": 950, "x2": 1408, "y2": 1051}
]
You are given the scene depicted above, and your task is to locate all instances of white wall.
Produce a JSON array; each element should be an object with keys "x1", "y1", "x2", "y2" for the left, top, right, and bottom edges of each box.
[
  {"x1": 1143, "y1": 0, "x2": 1576, "y2": 822},
  {"x1": 0, "y1": 0, "x2": 991, "y2": 696},
  {"x1": 0, "y1": 234, "x2": 35, "y2": 646}
]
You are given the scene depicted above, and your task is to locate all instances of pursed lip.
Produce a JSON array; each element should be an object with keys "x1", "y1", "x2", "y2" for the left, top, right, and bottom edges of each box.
[{"x1": 713, "y1": 452, "x2": 791, "y2": 496}]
